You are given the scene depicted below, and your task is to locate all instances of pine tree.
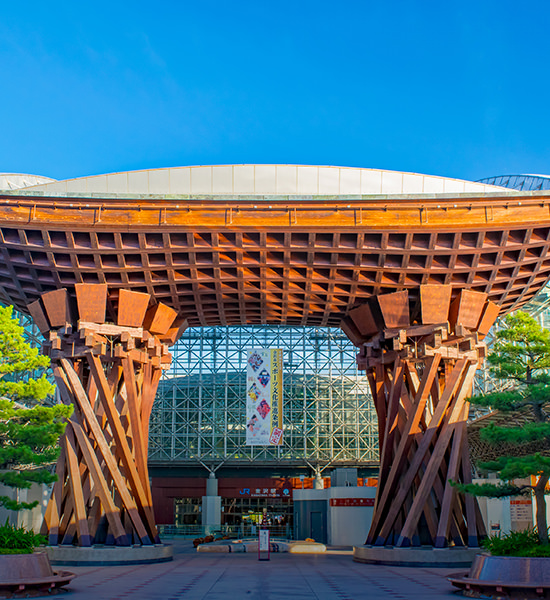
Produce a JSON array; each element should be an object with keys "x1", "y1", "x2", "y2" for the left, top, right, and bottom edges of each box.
[
  {"x1": 0, "y1": 305, "x2": 72, "y2": 511},
  {"x1": 460, "y1": 311, "x2": 550, "y2": 545}
]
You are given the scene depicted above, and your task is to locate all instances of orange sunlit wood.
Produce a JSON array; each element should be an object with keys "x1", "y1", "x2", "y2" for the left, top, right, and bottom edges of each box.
[{"x1": 344, "y1": 286, "x2": 497, "y2": 548}]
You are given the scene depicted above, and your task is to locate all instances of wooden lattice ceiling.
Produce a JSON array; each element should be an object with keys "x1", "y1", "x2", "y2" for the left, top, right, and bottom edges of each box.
[{"x1": 1, "y1": 192, "x2": 550, "y2": 326}]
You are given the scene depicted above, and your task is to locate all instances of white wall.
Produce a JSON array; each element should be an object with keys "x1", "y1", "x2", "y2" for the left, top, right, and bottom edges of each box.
[
  {"x1": 0, "y1": 482, "x2": 51, "y2": 532},
  {"x1": 22, "y1": 165, "x2": 506, "y2": 196},
  {"x1": 473, "y1": 477, "x2": 550, "y2": 537},
  {"x1": 327, "y1": 486, "x2": 376, "y2": 547},
  {"x1": 293, "y1": 484, "x2": 376, "y2": 546},
  {"x1": 201, "y1": 495, "x2": 221, "y2": 530}
]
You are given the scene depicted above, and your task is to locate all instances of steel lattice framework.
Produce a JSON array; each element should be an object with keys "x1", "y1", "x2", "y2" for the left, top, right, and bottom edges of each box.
[
  {"x1": 477, "y1": 174, "x2": 550, "y2": 191},
  {"x1": 12, "y1": 307, "x2": 43, "y2": 346},
  {"x1": 470, "y1": 171, "x2": 550, "y2": 397},
  {"x1": 148, "y1": 325, "x2": 378, "y2": 468}
]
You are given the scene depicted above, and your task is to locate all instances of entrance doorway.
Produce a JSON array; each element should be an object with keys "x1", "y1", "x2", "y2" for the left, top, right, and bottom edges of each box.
[
  {"x1": 222, "y1": 497, "x2": 292, "y2": 537},
  {"x1": 174, "y1": 497, "x2": 201, "y2": 526}
]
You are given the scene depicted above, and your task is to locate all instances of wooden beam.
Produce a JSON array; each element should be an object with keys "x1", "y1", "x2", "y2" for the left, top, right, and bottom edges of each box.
[
  {"x1": 69, "y1": 420, "x2": 129, "y2": 545},
  {"x1": 434, "y1": 410, "x2": 467, "y2": 547},
  {"x1": 117, "y1": 289, "x2": 150, "y2": 327},
  {"x1": 375, "y1": 358, "x2": 469, "y2": 545},
  {"x1": 75, "y1": 283, "x2": 108, "y2": 323},
  {"x1": 41, "y1": 288, "x2": 73, "y2": 328},
  {"x1": 143, "y1": 303, "x2": 177, "y2": 335},
  {"x1": 449, "y1": 289, "x2": 488, "y2": 332},
  {"x1": 121, "y1": 356, "x2": 148, "y2": 490},
  {"x1": 395, "y1": 363, "x2": 477, "y2": 546},
  {"x1": 86, "y1": 353, "x2": 160, "y2": 543},
  {"x1": 367, "y1": 354, "x2": 441, "y2": 543},
  {"x1": 64, "y1": 428, "x2": 92, "y2": 546},
  {"x1": 27, "y1": 299, "x2": 50, "y2": 334},
  {"x1": 477, "y1": 300, "x2": 500, "y2": 339},
  {"x1": 60, "y1": 357, "x2": 154, "y2": 544},
  {"x1": 159, "y1": 317, "x2": 188, "y2": 345},
  {"x1": 340, "y1": 316, "x2": 364, "y2": 346},
  {"x1": 141, "y1": 365, "x2": 162, "y2": 454},
  {"x1": 377, "y1": 357, "x2": 404, "y2": 488},
  {"x1": 420, "y1": 285, "x2": 452, "y2": 325},
  {"x1": 78, "y1": 321, "x2": 143, "y2": 337},
  {"x1": 376, "y1": 290, "x2": 410, "y2": 329},
  {"x1": 41, "y1": 445, "x2": 65, "y2": 545},
  {"x1": 348, "y1": 303, "x2": 379, "y2": 338}
]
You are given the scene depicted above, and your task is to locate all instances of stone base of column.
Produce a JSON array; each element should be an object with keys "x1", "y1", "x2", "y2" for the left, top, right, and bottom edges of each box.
[
  {"x1": 353, "y1": 545, "x2": 480, "y2": 567},
  {"x1": 45, "y1": 543, "x2": 174, "y2": 566}
]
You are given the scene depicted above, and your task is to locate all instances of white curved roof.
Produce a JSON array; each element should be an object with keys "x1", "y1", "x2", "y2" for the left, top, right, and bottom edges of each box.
[
  {"x1": 0, "y1": 173, "x2": 56, "y2": 191},
  {"x1": 17, "y1": 165, "x2": 506, "y2": 196}
]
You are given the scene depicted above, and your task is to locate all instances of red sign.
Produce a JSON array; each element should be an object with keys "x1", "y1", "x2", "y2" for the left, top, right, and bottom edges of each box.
[
  {"x1": 329, "y1": 498, "x2": 375, "y2": 507},
  {"x1": 269, "y1": 427, "x2": 283, "y2": 445}
]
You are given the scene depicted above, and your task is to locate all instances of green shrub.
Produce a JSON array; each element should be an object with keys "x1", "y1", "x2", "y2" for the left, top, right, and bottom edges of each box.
[
  {"x1": 0, "y1": 521, "x2": 46, "y2": 553},
  {"x1": 482, "y1": 528, "x2": 550, "y2": 557}
]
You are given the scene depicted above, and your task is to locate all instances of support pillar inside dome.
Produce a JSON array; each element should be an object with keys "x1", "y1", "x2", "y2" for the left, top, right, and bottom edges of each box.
[
  {"x1": 27, "y1": 284, "x2": 187, "y2": 547},
  {"x1": 341, "y1": 285, "x2": 500, "y2": 548}
]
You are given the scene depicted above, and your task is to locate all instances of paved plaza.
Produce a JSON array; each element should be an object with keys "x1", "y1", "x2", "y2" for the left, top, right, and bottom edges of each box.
[{"x1": 59, "y1": 540, "x2": 464, "y2": 599}]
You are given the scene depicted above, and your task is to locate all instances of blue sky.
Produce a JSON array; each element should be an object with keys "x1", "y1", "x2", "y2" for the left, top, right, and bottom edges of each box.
[{"x1": 1, "y1": 1, "x2": 549, "y2": 182}]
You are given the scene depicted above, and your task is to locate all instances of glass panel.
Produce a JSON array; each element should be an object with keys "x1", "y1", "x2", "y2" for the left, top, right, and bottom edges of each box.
[{"x1": 149, "y1": 326, "x2": 378, "y2": 466}]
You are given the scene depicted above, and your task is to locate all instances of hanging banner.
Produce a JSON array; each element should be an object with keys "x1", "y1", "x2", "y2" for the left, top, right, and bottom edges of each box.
[{"x1": 246, "y1": 348, "x2": 283, "y2": 445}]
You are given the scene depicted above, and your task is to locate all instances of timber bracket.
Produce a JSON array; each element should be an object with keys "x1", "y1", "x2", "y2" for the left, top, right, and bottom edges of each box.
[
  {"x1": 28, "y1": 284, "x2": 187, "y2": 547},
  {"x1": 341, "y1": 285, "x2": 500, "y2": 548}
]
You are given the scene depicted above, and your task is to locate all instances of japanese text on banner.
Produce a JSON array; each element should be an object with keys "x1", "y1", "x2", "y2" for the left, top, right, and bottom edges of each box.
[{"x1": 246, "y1": 348, "x2": 283, "y2": 445}]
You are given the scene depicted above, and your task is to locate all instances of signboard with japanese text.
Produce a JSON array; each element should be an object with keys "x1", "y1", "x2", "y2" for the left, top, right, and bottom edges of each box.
[
  {"x1": 259, "y1": 529, "x2": 270, "y2": 551},
  {"x1": 258, "y1": 528, "x2": 270, "y2": 561},
  {"x1": 329, "y1": 498, "x2": 375, "y2": 507},
  {"x1": 246, "y1": 348, "x2": 283, "y2": 445},
  {"x1": 220, "y1": 477, "x2": 293, "y2": 499},
  {"x1": 238, "y1": 486, "x2": 291, "y2": 498},
  {"x1": 510, "y1": 498, "x2": 533, "y2": 521}
]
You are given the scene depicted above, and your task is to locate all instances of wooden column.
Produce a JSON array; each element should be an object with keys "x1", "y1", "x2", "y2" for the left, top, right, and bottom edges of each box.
[
  {"x1": 30, "y1": 284, "x2": 187, "y2": 546},
  {"x1": 342, "y1": 285, "x2": 499, "y2": 548}
]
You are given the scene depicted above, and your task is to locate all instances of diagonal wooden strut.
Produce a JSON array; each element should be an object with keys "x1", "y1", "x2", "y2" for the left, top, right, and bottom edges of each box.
[
  {"x1": 60, "y1": 358, "x2": 154, "y2": 544},
  {"x1": 367, "y1": 354, "x2": 441, "y2": 543},
  {"x1": 343, "y1": 285, "x2": 500, "y2": 549},
  {"x1": 396, "y1": 365, "x2": 477, "y2": 547},
  {"x1": 37, "y1": 285, "x2": 179, "y2": 547},
  {"x1": 374, "y1": 358, "x2": 470, "y2": 545}
]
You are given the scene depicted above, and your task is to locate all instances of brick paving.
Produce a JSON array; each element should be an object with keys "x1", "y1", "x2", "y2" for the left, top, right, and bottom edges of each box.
[{"x1": 58, "y1": 541, "x2": 464, "y2": 599}]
